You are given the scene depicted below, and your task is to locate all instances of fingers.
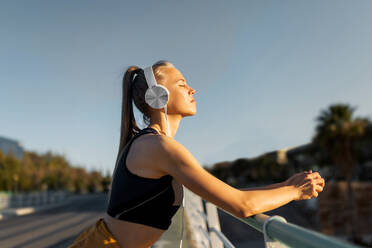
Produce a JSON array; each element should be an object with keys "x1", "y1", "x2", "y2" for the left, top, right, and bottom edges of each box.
[
  {"x1": 314, "y1": 184, "x2": 323, "y2": 193},
  {"x1": 308, "y1": 177, "x2": 325, "y2": 188},
  {"x1": 310, "y1": 182, "x2": 324, "y2": 200},
  {"x1": 305, "y1": 171, "x2": 321, "y2": 180},
  {"x1": 305, "y1": 177, "x2": 325, "y2": 199},
  {"x1": 309, "y1": 177, "x2": 325, "y2": 186},
  {"x1": 312, "y1": 185, "x2": 324, "y2": 198},
  {"x1": 316, "y1": 178, "x2": 325, "y2": 187}
]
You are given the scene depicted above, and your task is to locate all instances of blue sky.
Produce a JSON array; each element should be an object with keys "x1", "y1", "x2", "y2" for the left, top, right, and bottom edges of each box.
[{"x1": 1, "y1": 0, "x2": 372, "y2": 174}]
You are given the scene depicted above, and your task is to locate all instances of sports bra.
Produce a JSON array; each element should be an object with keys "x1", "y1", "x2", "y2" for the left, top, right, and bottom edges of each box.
[{"x1": 106, "y1": 127, "x2": 183, "y2": 230}]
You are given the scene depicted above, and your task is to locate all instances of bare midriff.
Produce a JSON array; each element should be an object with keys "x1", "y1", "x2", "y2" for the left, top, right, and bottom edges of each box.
[{"x1": 103, "y1": 213, "x2": 166, "y2": 248}]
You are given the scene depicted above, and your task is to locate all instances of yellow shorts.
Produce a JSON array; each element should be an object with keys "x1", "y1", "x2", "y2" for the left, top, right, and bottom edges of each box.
[{"x1": 68, "y1": 218, "x2": 120, "y2": 248}]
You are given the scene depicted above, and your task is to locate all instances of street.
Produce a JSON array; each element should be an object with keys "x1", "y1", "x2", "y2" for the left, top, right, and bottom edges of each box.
[{"x1": 0, "y1": 194, "x2": 107, "y2": 248}]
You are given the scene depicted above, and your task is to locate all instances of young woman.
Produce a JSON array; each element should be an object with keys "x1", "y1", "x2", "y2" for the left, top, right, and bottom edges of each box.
[{"x1": 68, "y1": 60, "x2": 325, "y2": 248}]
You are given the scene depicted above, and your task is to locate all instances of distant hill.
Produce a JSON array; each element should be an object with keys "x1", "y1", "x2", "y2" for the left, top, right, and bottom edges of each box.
[{"x1": 0, "y1": 136, "x2": 24, "y2": 159}]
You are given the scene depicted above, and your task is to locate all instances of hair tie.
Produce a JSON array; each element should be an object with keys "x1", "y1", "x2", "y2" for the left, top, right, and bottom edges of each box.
[
  {"x1": 132, "y1": 68, "x2": 141, "y2": 81},
  {"x1": 136, "y1": 68, "x2": 144, "y2": 74}
]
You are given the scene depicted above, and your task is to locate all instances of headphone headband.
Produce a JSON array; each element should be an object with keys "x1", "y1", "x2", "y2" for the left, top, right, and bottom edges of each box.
[{"x1": 143, "y1": 66, "x2": 157, "y2": 88}]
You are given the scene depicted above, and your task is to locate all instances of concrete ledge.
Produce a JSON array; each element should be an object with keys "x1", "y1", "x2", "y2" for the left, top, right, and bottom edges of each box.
[{"x1": 0, "y1": 197, "x2": 73, "y2": 221}]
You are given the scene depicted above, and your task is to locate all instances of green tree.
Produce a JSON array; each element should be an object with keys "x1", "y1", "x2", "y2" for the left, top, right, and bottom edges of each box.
[
  {"x1": 101, "y1": 170, "x2": 112, "y2": 193},
  {"x1": 88, "y1": 170, "x2": 103, "y2": 193},
  {"x1": 0, "y1": 149, "x2": 109, "y2": 194},
  {"x1": 0, "y1": 150, "x2": 6, "y2": 191},
  {"x1": 312, "y1": 103, "x2": 370, "y2": 242}
]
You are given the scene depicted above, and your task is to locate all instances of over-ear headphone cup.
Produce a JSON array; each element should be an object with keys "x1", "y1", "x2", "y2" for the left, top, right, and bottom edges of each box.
[{"x1": 145, "y1": 85, "x2": 170, "y2": 109}]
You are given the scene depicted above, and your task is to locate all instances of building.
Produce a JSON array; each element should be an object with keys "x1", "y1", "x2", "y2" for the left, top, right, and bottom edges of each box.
[{"x1": 0, "y1": 136, "x2": 24, "y2": 160}]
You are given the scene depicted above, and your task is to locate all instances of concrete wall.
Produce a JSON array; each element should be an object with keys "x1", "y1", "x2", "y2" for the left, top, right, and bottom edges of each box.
[{"x1": 0, "y1": 191, "x2": 70, "y2": 210}]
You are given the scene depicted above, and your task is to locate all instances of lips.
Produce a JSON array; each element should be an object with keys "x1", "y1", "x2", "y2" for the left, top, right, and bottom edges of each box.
[{"x1": 190, "y1": 99, "x2": 195, "y2": 103}]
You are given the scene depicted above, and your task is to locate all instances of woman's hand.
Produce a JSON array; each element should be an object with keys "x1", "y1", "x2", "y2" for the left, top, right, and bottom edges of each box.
[{"x1": 284, "y1": 170, "x2": 325, "y2": 201}]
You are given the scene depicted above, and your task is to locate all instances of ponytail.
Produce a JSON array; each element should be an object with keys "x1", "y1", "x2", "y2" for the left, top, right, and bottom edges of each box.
[
  {"x1": 115, "y1": 66, "x2": 141, "y2": 167},
  {"x1": 107, "y1": 66, "x2": 142, "y2": 204}
]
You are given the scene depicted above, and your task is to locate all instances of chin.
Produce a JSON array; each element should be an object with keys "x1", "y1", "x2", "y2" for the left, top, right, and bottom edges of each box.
[{"x1": 185, "y1": 109, "x2": 197, "y2": 117}]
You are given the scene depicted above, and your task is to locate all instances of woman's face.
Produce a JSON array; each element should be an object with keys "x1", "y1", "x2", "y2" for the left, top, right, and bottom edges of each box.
[{"x1": 158, "y1": 66, "x2": 196, "y2": 117}]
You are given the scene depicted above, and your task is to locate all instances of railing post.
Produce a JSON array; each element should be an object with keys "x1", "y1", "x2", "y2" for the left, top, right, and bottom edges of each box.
[
  {"x1": 205, "y1": 202, "x2": 224, "y2": 248},
  {"x1": 184, "y1": 189, "x2": 211, "y2": 248}
]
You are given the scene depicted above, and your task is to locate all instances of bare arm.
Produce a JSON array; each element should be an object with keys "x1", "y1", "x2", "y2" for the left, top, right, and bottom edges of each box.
[
  {"x1": 151, "y1": 136, "x2": 299, "y2": 218},
  {"x1": 238, "y1": 183, "x2": 298, "y2": 216},
  {"x1": 239, "y1": 181, "x2": 285, "y2": 191},
  {"x1": 230, "y1": 172, "x2": 324, "y2": 216},
  {"x1": 153, "y1": 136, "x2": 247, "y2": 218}
]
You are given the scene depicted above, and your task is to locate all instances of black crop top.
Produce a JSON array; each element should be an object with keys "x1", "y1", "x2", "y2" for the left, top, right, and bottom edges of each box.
[{"x1": 106, "y1": 127, "x2": 182, "y2": 230}]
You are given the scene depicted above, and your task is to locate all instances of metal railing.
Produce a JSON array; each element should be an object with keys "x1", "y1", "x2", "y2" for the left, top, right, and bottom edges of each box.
[
  {"x1": 0, "y1": 191, "x2": 70, "y2": 210},
  {"x1": 184, "y1": 188, "x2": 364, "y2": 248}
]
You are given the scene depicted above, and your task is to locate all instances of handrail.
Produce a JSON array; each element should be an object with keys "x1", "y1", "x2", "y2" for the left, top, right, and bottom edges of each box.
[
  {"x1": 184, "y1": 188, "x2": 363, "y2": 248},
  {"x1": 219, "y1": 207, "x2": 364, "y2": 248}
]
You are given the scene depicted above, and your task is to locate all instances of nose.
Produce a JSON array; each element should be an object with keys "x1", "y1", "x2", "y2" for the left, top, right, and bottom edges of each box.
[{"x1": 188, "y1": 86, "x2": 195, "y2": 95}]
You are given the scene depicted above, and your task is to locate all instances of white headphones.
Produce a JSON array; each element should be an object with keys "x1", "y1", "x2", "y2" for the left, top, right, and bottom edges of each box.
[
  {"x1": 143, "y1": 66, "x2": 169, "y2": 109},
  {"x1": 143, "y1": 66, "x2": 171, "y2": 137}
]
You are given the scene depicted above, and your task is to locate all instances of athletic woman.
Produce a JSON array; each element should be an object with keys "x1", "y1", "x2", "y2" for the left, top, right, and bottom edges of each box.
[{"x1": 68, "y1": 60, "x2": 325, "y2": 248}]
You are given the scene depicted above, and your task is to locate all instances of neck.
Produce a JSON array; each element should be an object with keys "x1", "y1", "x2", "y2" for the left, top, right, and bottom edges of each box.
[{"x1": 148, "y1": 112, "x2": 182, "y2": 138}]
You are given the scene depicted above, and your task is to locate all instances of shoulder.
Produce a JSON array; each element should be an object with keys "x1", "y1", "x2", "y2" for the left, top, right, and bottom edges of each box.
[
  {"x1": 145, "y1": 134, "x2": 189, "y2": 157},
  {"x1": 142, "y1": 134, "x2": 193, "y2": 172}
]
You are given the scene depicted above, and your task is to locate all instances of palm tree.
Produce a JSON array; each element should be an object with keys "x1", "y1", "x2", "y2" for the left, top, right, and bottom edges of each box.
[{"x1": 312, "y1": 103, "x2": 369, "y2": 242}]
